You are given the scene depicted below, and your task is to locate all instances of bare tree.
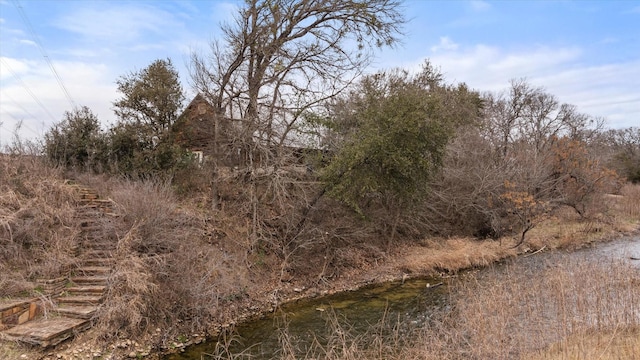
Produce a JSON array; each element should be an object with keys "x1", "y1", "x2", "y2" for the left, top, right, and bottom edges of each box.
[
  {"x1": 426, "y1": 79, "x2": 612, "y2": 244},
  {"x1": 482, "y1": 79, "x2": 603, "y2": 159},
  {"x1": 189, "y1": 0, "x2": 405, "y2": 253},
  {"x1": 598, "y1": 127, "x2": 640, "y2": 183}
]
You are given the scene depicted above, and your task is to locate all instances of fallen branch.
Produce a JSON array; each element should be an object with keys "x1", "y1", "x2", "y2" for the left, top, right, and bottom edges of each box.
[{"x1": 524, "y1": 245, "x2": 547, "y2": 258}]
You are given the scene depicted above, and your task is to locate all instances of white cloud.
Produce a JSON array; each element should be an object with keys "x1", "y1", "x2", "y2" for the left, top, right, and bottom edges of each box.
[
  {"x1": 387, "y1": 44, "x2": 638, "y2": 129},
  {"x1": 421, "y1": 44, "x2": 582, "y2": 91},
  {"x1": 18, "y1": 39, "x2": 36, "y2": 46},
  {"x1": 54, "y1": 4, "x2": 181, "y2": 44},
  {"x1": 533, "y1": 61, "x2": 640, "y2": 129},
  {"x1": 469, "y1": 0, "x2": 491, "y2": 11},
  {"x1": 487, "y1": 47, "x2": 581, "y2": 74},
  {"x1": 0, "y1": 56, "x2": 32, "y2": 79},
  {"x1": 430, "y1": 37, "x2": 459, "y2": 52},
  {"x1": 0, "y1": 57, "x2": 118, "y2": 146}
]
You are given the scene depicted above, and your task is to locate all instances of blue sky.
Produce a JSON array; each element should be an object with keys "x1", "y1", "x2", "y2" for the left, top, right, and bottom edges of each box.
[{"x1": 1, "y1": 0, "x2": 638, "y2": 147}]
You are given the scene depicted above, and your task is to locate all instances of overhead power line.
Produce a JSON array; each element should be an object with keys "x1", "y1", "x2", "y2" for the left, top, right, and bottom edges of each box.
[
  {"x1": 2, "y1": 90, "x2": 42, "y2": 122},
  {"x1": 0, "y1": 111, "x2": 41, "y2": 138},
  {"x1": 1, "y1": 58, "x2": 59, "y2": 123},
  {"x1": 12, "y1": 0, "x2": 77, "y2": 110}
]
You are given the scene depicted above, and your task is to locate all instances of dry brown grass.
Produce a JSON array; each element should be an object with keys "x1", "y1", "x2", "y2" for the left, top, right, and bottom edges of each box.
[
  {"x1": 617, "y1": 184, "x2": 640, "y2": 226},
  {"x1": 409, "y1": 255, "x2": 640, "y2": 360},
  {"x1": 0, "y1": 340, "x2": 24, "y2": 360},
  {"x1": 0, "y1": 155, "x2": 78, "y2": 298},
  {"x1": 399, "y1": 237, "x2": 519, "y2": 274},
  {"x1": 261, "y1": 254, "x2": 640, "y2": 360},
  {"x1": 77, "y1": 176, "x2": 256, "y2": 343},
  {"x1": 528, "y1": 326, "x2": 640, "y2": 360}
]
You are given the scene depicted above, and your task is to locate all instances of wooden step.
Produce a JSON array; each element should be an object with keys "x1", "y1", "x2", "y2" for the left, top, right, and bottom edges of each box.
[
  {"x1": 70, "y1": 276, "x2": 109, "y2": 286},
  {"x1": 66, "y1": 285, "x2": 105, "y2": 295},
  {"x1": 0, "y1": 317, "x2": 90, "y2": 347},
  {"x1": 77, "y1": 198, "x2": 111, "y2": 204},
  {"x1": 77, "y1": 204, "x2": 112, "y2": 211},
  {"x1": 77, "y1": 203, "x2": 114, "y2": 211},
  {"x1": 74, "y1": 266, "x2": 111, "y2": 276},
  {"x1": 82, "y1": 250, "x2": 114, "y2": 258},
  {"x1": 80, "y1": 220, "x2": 111, "y2": 230},
  {"x1": 54, "y1": 305, "x2": 98, "y2": 320},
  {"x1": 80, "y1": 225, "x2": 105, "y2": 232},
  {"x1": 56, "y1": 295, "x2": 102, "y2": 306},
  {"x1": 74, "y1": 210, "x2": 106, "y2": 219},
  {"x1": 0, "y1": 299, "x2": 40, "y2": 330},
  {"x1": 80, "y1": 218, "x2": 101, "y2": 225},
  {"x1": 82, "y1": 258, "x2": 114, "y2": 267},
  {"x1": 81, "y1": 244, "x2": 117, "y2": 252}
]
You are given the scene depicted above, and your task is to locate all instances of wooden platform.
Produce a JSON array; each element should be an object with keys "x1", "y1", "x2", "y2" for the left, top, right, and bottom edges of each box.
[{"x1": 0, "y1": 317, "x2": 90, "y2": 347}]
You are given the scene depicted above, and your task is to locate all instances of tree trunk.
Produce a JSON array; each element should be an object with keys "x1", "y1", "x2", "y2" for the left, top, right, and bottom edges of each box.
[{"x1": 387, "y1": 207, "x2": 401, "y2": 253}]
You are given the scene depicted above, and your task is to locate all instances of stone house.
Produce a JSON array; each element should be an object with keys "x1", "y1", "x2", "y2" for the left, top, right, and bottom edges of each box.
[
  {"x1": 172, "y1": 94, "x2": 324, "y2": 172},
  {"x1": 172, "y1": 94, "x2": 244, "y2": 166}
]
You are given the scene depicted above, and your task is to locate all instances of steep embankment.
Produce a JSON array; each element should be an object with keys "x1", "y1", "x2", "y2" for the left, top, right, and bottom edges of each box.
[{"x1": 1, "y1": 155, "x2": 639, "y2": 359}]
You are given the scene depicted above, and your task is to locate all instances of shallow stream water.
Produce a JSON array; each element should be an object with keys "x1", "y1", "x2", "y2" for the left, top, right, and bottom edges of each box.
[
  {"x1": 166, "y1": 235, "x2": 640, "y2": 360},
  {"x1": 166, "y1": 276, "x2": 447, "y2": 359}
]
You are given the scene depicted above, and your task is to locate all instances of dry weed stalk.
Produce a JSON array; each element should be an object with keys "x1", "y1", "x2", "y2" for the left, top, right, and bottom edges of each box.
[
  {"x1": 89, "y1": 176, "x2": 253, "y2": 342},
  {"x1": 418, "y1": 255, "x2": 640, "y2": 360},
  {"x1": 619, "y1": 183, "x2": 640, "y2": 221},
  {"x1": 1, "y1": 155, "x2": 77, "y2": 297}
]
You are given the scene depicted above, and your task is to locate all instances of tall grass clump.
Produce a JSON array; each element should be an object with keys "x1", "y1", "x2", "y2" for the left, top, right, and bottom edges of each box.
[
  {"x1": 618, "y1": 183, "x2": 640, "y2": 222},
  {"x1": 204, "y1": 309, "x2": 413, "y2": 360},
  {"x1": 414, "y1": 255, "x2": 640, "y2": 360},
  {"x1": 0, "y1": 154, "x2": 78, "y2": 297},
  {"x1": 93, "y1": 178, "x2": 252, "y2": 342}
]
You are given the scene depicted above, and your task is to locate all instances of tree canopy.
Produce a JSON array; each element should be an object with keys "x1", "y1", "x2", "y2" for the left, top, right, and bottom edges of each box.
[
  {"x1": 114, "y1": 58, "x2": 184, "y2": 138},
  {"x1": 322, "y1": 62, "x2": 482, "y2": 214},
  {"x1": 44, "y1": 106, "x2": 105, "y2": 171},
  {"x1": 110, "y1": 58, "x2": 187, "y2": 176},
  {"x1": 190, "y1": 0, "x2": 405, "y2": 155}
]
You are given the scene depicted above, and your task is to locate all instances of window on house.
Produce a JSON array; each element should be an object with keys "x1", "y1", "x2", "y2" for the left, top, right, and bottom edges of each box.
[
  {"x1": 191, "y1": 150, "x2": 204, "y2": 165},
  {"x1": 197, "y1": 103, "x2": 207, "y2": 115}
]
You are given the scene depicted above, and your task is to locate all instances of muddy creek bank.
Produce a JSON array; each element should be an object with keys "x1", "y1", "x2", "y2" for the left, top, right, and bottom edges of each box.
[
  {"x1": 166, "y1": 276, "x2": 447, "y2": 359},
  {"x1": 166, "y1": 235, "x2": 640, "y2": 360}
]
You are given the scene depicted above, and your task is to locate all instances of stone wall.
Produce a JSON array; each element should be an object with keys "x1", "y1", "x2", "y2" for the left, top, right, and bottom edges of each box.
[{"x1": 0, "y1": 300, "x2": 42, "y2": 330}]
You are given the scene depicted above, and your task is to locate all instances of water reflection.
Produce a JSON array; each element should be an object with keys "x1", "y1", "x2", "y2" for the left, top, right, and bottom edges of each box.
[
  {"x1": 592, "y1": 236, "x2": 640, "y2": 267},
  {"x1": 166, "y1": 277, "x2": 447, "y2": 360}
]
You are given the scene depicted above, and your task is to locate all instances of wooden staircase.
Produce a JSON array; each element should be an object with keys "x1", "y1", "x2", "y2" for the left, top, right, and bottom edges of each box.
[{"x1": 0, "y1": 186, "x2": 118, "y2": 347}]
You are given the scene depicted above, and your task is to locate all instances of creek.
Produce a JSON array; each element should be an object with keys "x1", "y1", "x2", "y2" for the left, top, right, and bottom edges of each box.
[{"x1": 165, "y1": 235, "x2": 640, "y2": 360}]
